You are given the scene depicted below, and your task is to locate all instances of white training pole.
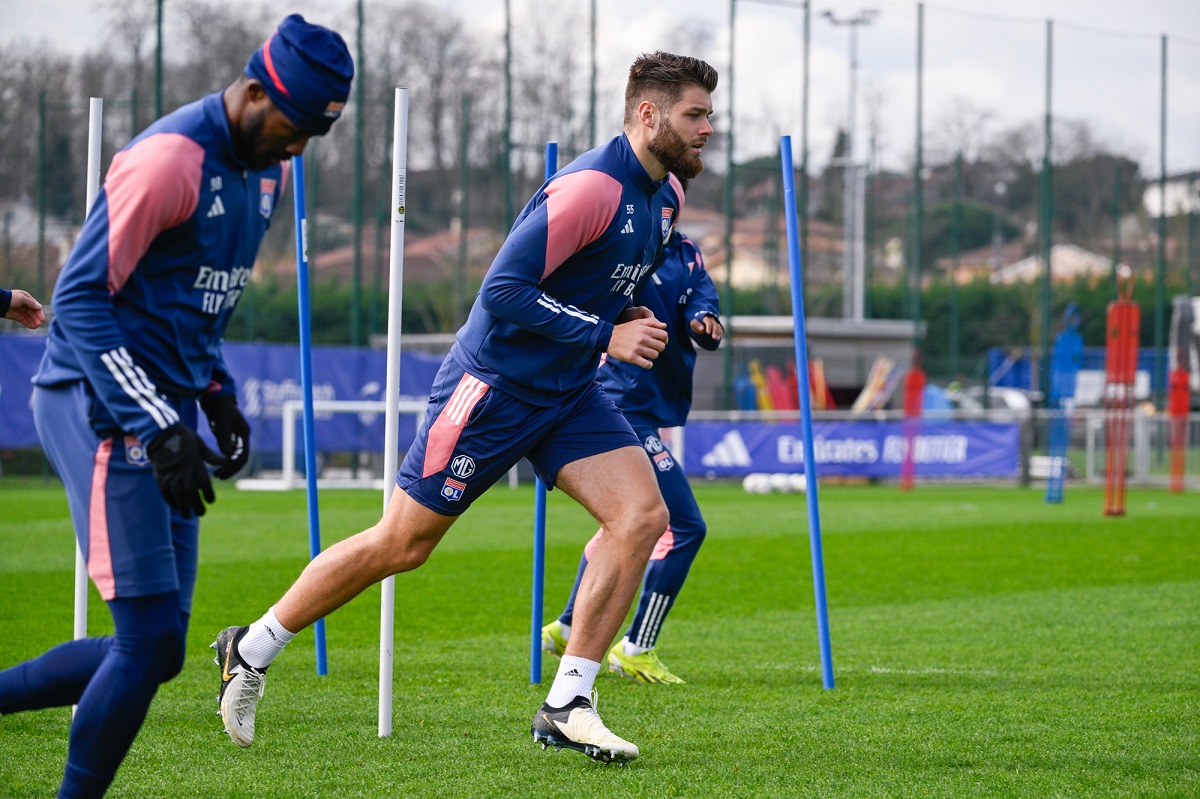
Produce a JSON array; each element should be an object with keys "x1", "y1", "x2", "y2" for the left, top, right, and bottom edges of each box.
[
  {"x1": 379, "y1": 87, "x2": 409, "y2": 738},
  {"x1": 73, "y1": 97, "x2": 103, "y2": 650}
]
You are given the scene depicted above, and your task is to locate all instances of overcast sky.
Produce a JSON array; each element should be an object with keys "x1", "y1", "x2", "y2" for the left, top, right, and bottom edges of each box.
[{"x1": 3, "y1": 0, "x2": 1198, "y2": 174}]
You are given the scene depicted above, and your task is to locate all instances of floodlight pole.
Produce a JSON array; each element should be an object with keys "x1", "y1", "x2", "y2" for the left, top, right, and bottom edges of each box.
[
  {"x1": 1039, "y1": 19, "x2": 1054, "y2": 402},
  {"x1": 822, "y1": 7, "x2": 877, "y2": 323},
  {"x1": 154, "y1": 0, "x2": 163, "y2": 119},
  {"x1": 724, "y1": 0, "x2": 810, "y2": 406},
  {"x1": 1155, "y1": 34, "x2": 1167, "y2": 409}
]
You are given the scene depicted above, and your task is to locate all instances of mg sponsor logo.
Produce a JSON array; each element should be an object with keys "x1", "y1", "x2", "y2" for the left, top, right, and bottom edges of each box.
[{"x1": 450, "y1": 454, "x2": 476, "y2": 479}]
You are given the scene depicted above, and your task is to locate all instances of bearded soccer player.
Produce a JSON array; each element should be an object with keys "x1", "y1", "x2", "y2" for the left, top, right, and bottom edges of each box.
[
  {"x1": 212, "y1": 52, "x2": 717, "y2": 765},
  {"x1": 0, "y1": 17, "x2": 352, "y2": 797},
  {"x1": 542, "y1": 223, "x2": 722, "y2": 685}
]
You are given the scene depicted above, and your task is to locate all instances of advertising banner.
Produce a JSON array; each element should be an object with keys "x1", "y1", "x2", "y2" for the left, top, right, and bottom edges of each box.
[
  {"x1": 0, "y1": 335, "x2": 443, "y2": 454},
  {"x1": 684, "y1": 419, "x2": 1021, "y2": 479}
]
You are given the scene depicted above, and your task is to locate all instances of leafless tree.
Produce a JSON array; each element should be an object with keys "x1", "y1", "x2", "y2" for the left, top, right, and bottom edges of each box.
[
  {"x1": 927, "y1": 96, "x2": 994, "y2": 167},
  {"x1": 511, "y1": 0, "x2": 588, "y2": 168},
  {"x1": 170, "y1": 2, "x2": 276, "y2": 108},
  {"x1": 0, "y1": 44, "x2": 78, "y2": 209},
  {"x1": 101, "y1": 0, "x2": 157, "y2": 129}
]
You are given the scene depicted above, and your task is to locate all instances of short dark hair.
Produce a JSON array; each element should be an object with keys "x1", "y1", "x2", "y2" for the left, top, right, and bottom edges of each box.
[{"x1": 623, "y1": 51, "x2": 718, "y2": 128}]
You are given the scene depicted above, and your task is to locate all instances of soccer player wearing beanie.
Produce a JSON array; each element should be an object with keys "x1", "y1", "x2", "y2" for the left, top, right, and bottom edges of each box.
[{"x1": 0, "y1": 16, "x2": 352, "y2": 798}]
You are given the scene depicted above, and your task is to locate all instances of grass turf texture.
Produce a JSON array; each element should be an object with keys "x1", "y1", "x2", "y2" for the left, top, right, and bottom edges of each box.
[{"x1": 1, "y1": 480, "x2": 1196, "y2": 798}]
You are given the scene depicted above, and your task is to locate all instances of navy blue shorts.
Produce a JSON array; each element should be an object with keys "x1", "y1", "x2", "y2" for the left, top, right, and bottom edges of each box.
[
  {"x1": 33, "y1": 383, "x2": 200, "y2": 612},
  {"x1": 397, "y1": 357, "x2": 641, "y2": 515}
]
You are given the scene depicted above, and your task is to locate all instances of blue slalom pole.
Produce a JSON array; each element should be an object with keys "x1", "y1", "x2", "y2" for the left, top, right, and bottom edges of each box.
[
  {"x1": 530, "y1": 141, "x2": 557, "y2": 684},
  {"x1": 780, "y1": 136, "x2": 834, "y2": 689},
  {"x1": 292, "y1": 155, "x2": 328, "y2": 676},
  {"x1": 1046, "y1": 304, "x2": 1082, "y2": 504}
]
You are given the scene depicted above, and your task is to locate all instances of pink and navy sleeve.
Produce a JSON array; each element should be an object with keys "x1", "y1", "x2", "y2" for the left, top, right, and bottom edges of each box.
[
  {"x1": 681, "y1": 237, "x2": 721, "y2": 351},
  {"x1": 479, "y1": 169, "x2": 622, "y2": 352},
  {"x1": 51, "y1": 133, "x2": 203, "y2": 445}
]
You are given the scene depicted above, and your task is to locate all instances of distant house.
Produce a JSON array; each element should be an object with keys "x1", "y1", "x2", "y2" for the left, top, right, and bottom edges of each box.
[
  {"x1": 989, "y1": 243, "x2": 1113, "y2": 285},
  {"x1": 1142, "y1": 172, "x2": 1200, "y2": 218}
]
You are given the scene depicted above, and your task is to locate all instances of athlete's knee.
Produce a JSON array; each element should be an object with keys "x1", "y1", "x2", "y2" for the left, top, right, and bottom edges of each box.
[
  {"x1": 151, "y1": 620, "x2": 187, "y2": 684},
  {"x1": 681, "y1": 521, "x2": 707, "y2": 546},
  {"x1": 367, "y1": 518, "x2": 442, "y2": 575},
  {"x1": 610, "y1": 496, "x2": 669, "y2": 547},
  {"x1": 116, "y1": 618, "x2": 186, "y2": 684},
  {"x1": 160, "y1": 644, "x2": 186, "y2": 683},
  {"x1": 386, "y1": 539, "x2": 436, "y2": 572},
  {"x1": 645, "y1": 496, "x2": 670, "y2": 535},
  {"x1": 110, "y1": 596, "x2": 187, "y2": 683}
]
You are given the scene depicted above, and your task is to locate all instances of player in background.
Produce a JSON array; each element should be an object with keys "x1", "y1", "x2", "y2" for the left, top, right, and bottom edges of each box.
[
  {"x1": 1, "y1": 287, "x2": 45, "y2": 329},
  {"x1": 213, "y1": 51, "x2": 717, "y2": 765},
  {"x1": 0, "y1": 17, "x2": 352, "y2": 797},
  {"x1": 542, "y1": 221, "x2": 722, "y2": 685}
]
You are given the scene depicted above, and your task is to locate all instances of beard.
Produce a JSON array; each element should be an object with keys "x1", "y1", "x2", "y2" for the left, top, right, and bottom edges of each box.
[
  {"x1": 232, "y1": 105, "x2": 264, "y2": 166},
  {"x1": 235, "y1": 107, "x2": 288, "y2": 171},
  {"x1": 647, "y1": 116, "x2": 704, "y2": 180}
]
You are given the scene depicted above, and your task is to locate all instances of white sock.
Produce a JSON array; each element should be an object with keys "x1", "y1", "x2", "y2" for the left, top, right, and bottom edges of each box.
[
  {"x1": 623, "y1": 638, "x2": 651, "y2": 657},
  {"x1": 545, "y1": 656, "x2": 600, "y2": 708},
  {"x1": 558, "y1": 622, "x2": 571, "y2": 640},
  {"x1": 237, "y1": 606, "x2": 297, "y2": 670}
]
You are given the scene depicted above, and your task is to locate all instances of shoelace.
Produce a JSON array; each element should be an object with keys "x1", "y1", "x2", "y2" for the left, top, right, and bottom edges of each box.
[
  {"x1": 573, "y1": 690, "x2": 629, "y2": 747},
  {"x1": 640, "y1": 650, "x2": 665, "y2": 667},
  {"x1": 231, "y1": 668, "x2": 266, "y2": 722}
]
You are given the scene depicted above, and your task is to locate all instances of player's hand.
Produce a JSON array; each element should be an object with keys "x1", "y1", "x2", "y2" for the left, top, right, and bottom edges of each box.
[
  {"x1": 690, "y1": 313, "x2": 724, "y2": 341},
  {"x1": 616, "y1": 305, "x2": 656, "y2": 324},
  {"x1": 4, "y1": 290, "x2": 45, "y2": 330},
  {"x1": 607, "y1": 314, "x2": 668, "y2": 369},
  {"x1": 146, "y1": 424, "x2": 224, "y2": 518},
  {"x1": 200, "y1": 392, "x2": 251, "y2": 479}
]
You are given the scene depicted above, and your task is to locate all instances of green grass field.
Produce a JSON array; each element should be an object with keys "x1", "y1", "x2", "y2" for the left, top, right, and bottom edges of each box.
[{"x1": 1, "y1": 479, "x2": 1197, "y2": 798}]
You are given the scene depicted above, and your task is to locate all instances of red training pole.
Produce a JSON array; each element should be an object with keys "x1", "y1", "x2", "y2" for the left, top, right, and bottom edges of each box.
[
  {"x1": 1168, "y1": 368, "x2": 1189, "y2": 493},
  {"x1": 1104, "y1": 271, "x2": 1139, "y2": 516},
  {"x1": 900, "y1": 358, "x2": 925, "y2": 492}
]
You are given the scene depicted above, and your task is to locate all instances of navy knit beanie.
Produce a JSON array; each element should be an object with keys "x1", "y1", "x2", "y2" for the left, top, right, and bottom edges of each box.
[{"x1": 244, "y1": 14, "x2": 354, "y2": 135}]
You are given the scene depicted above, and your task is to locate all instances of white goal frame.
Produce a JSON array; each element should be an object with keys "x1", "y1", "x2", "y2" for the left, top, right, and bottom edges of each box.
[{"x1": 235, "y1": 398, "x2": 428, "y2": 491}]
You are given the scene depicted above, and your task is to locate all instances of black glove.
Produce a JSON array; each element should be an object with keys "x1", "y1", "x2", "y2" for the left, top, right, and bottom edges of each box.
[
  {"x1": 199, "y1": 392, "x2": 251, "y2": 479},
  {"x1": 146, "y1": 424, "x2": 224, "y2": 518}
]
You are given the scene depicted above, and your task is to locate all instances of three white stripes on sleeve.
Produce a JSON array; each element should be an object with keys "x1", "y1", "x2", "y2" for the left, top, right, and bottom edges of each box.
[{"x1": 99, "y1": 346, "x2": 179, "y2": 431}]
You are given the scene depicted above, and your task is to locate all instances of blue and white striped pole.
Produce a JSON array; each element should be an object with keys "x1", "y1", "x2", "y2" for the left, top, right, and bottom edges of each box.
[
  {"x1": 780, "y1": 135, "x2": 834, "y2": 689},
  {"x1": 292, "y1": 154, "x2": 328, "y2": 676},
  {"x1": 530, "y1": 141, "x2": 557, "y2": 684}
]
